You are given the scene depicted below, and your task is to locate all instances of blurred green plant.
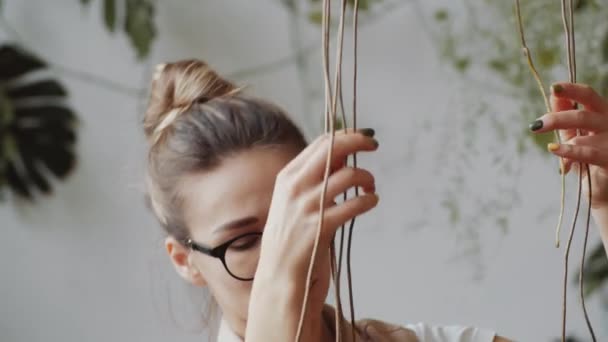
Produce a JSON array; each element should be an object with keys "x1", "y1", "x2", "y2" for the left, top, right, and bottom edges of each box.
[
  {"x1": 432, "y1": 0, "x2": 608, "y2": 153},
  {"x1": 306, "y1": 0, "x2": 382, "y2": 24},
  {"x1": 428, "y1": 0, "x2": 608, "y2": 333},
  {"x1": 0, "y1": 45, "x2": 77, "y2": 200},
  {"x1": 0, "y1": 1, "x2": 157, "y2": 200},
  {"x1": 80, "y1": 0, "x2": 157, "y2": 60}
]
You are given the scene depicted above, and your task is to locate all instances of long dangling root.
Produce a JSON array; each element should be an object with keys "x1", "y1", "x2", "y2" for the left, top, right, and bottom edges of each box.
[
  {"x1": 515, "y1": 1, "x2": 596, "y2": 341},
  {"x1": 296, "y1": 0, "x2": 350, "y2": 340},
  {"x1": 514, "y1": 0, "x2": 566, "y2": 249},
  {"x1": 560, "y1": 0, "x2": 596, "y2": 340},
  {"x1": 346, "y1": 2, "x2": 361, "y2": 340}
]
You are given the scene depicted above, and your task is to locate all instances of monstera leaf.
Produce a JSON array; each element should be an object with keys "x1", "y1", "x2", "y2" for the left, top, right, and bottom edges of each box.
[{"x1": 0, "y1": 45, "x2": 77, "y2": 201}]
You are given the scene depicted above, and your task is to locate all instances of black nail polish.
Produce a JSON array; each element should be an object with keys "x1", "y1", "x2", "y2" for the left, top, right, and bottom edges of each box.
[
  {"x1": 358, "y1": 128, "x2": 375, "y2": 137},
  {"x1": 529, "y1": 120, "x2": 543, "y2": 131}
]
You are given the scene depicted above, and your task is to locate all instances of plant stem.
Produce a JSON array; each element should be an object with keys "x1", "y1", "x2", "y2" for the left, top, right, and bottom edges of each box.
[{"x1": 514, "y1": 0, "x2": 566, "y2": 249}]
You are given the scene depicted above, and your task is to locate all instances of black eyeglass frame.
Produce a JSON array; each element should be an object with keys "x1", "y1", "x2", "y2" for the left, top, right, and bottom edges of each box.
[{"x1": 184, "y1": 231, "x2": 262, "y2": 281}]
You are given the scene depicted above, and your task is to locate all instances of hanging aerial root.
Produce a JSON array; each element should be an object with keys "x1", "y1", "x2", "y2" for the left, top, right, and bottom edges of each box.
[
  {"x1": 514, "y1": 0, "x2": 566, "y2": 249},
  {"x1": 560, "y1": 0, "x2": 596, "y2": 340}
]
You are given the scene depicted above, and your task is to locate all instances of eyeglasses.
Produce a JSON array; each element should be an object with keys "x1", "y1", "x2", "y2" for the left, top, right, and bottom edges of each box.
[{"x1": 184, "y1": 232, "x2": 262, "y2": 281}]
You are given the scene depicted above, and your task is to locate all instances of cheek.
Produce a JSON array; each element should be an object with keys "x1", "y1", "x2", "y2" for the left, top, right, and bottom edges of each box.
[{"x1": 195, "y1": 255, "x2": 253, "y2": 318}]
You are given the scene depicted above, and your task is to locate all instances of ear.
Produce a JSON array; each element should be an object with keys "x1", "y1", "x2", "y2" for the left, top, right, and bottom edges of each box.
[{"x1": 165, "y1": 236, "x2": 207, "y2": 287}]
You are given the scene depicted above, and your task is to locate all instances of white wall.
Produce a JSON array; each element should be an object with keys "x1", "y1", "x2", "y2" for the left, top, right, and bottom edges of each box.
[{"x1": 1, "y1": 1, "x2": 606, "y2": 341}]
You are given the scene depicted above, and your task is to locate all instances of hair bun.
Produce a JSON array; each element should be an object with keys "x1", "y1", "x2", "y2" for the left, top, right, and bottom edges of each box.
[{"x1": 143, "y1": 59, "x2": 238, "y2": 143}]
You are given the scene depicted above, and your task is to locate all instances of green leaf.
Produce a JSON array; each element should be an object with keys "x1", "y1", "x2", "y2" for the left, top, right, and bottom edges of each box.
[
  {"x1": 454, "y1": 57, "x2": 470, "y2": 73},
  {"x1": 6, "y1": 162, "x2": 31, "y2": 199},
  {"x1": 0, "y1": 44, "x2": 78, "y2": 200},
  {"x1": 124, "y1": 0, "x2": 157, "y2": 59},
  {"x1": 104, "y1": 0, "x2": 117, "y2": 32},
  {"x1": 358, "y1": 0, "x2": 370, "y2": 11},
  {"x1": 434, "y1": 9, "x2": 448, "y2": 22},
  {"x1": 347, "y1": 0, "x2": 371, "y2": 11},
  {"x1": 537, "y1": 47, "x2": 558, "y2": 68},
  {"x1": 308, "y1": 10, "x2": 323, "y2": 24},
  {"x1": 602, "y1": 29, "x2": 608, "y2": 62},
  {"x1": 441, "y1": 197, "x2": 460, "y2": 223},
  {"x1": 0, "y1": 45, "x2": 45, "y2": 82},
  {"x1": 7, "y1": 80, "x2": 67, "y2": 98},
  {"x1": 574, "y1": 0, "x2": 590, "y2": 11},
  {"x1": 334, "y1": 116, "x2": 344, "y2": 131},
  {"x1": 488, "y1": 59, "x2": 508, "y2": 73}
]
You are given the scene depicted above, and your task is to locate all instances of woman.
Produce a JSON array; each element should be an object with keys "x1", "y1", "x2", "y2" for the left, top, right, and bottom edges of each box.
[{"x1": 143, "y1": 59, "x2": 608, "y2": 341}]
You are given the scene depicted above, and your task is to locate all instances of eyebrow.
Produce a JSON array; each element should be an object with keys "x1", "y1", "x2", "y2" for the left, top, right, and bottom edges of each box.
[{"x1": 212, "y1": 216, "x2": 259, "y2": 234}]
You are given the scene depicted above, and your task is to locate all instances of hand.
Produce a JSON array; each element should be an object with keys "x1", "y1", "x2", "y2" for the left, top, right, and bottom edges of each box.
[
  {"x1": 257, "y1": 129, "x2": 378, "y2": 281},
  {"x1": 529, "y1": 82, "x2": 608, "y2": 209},
  {"x1": 246, "y1": 129, "x2": 379, "y2": 341}
]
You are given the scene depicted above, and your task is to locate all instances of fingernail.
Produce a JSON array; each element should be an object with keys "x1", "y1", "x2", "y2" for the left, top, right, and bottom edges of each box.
[
  {"x1": 372, "y1": 138, "x2": 379, "y2": 148},
  {"x1": 552, "y1": 84, "x2": 564, "y2": 94},
  {"x1": 529, "y1": 120, "x2": 543, "y2": 131},
  {"x1": 547, "y1": 143, "x2": 560, "y2": 152},
  {"x1": 358, "y1": 128, "x2": 375, "y2": 137}
]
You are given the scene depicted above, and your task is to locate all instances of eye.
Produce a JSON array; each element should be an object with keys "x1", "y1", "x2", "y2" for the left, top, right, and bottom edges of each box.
[{"x1": 229, "y1": 234, "x2": 261, "y2": 251}]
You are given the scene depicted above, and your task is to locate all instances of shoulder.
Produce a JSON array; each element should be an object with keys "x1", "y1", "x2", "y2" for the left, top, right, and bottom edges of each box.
[{"x1": 354, "y1": 319, "x2": 497, "y2": 342}]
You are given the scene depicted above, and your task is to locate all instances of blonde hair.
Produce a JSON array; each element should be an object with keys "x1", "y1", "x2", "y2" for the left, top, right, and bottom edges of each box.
[
  {"x1": 142, "y1": 59, "x2": 307, "y2": 241},
  {"x1": 144, "y1": 60, "x2": 241, "y2": 147}
]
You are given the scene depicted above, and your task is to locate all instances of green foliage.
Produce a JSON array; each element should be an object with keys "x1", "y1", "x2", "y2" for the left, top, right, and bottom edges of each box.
[
  {"x1": 306, "y1": 0, "x2": 381, "y2": 25},
  {"x1": 434, "y1": 9, "x2": 448, "y2": 22},
  {"x1": 309, "y1": 10, "x2": 323, "y2": 24},
  {"x1": 434, "y1": 1, "x2": 608, "y2": 155},
  {"x1": 103, "y1": 0, "x2": 116, "y2": 32},
  {"x1": 0, "y1": 45, "x2": 78, "y2": 200},
  {"x1": 602, "y1": 28, "x2": 608, "y2": 62},
  {"x1": 124, "y1": 0, "x2": 156, "y2": 59},
  {"x1": 432, "y1": 0, "x2": 608, "y2": 300},
  {"x1": 318, "y1": 115, "x2": 345, "y2": 131},
  {"x1": 81, "y1": 0, "x2": 157, "y2": 60}
]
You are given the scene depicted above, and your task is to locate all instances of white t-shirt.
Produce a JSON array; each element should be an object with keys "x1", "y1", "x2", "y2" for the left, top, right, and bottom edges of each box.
[{"x1": 217, "y1": 305, "x2": 496, "y2": 342}]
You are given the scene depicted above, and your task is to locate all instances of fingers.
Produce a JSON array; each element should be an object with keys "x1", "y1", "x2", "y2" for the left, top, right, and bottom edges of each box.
[
  {"x1": 306, "y1": 167, "x2": 375, "y2": 210},
  {"x1": 282, "y1": 128, "x2": 375, "y2": 174},
  {"x1": 530, "y1": 109, "x2": 608, "y2": 134},
  {"x1": 548, "y1": 136, "x2": 608, "y2": 171},
  {"x1": 551, "y1": 82, "x2": 608, "y2": 114},
  {"x1": 297, "y1": 132, "x2": 378, "y2": 183},
  {"x1": 320, "y1": 193, "x2": 379, "y2": 240},
  {"x1": 555, "y1": 133, "x2": 608, "y2": 174}
]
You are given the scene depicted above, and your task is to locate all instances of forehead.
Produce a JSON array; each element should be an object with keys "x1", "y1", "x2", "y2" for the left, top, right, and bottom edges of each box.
[{"x1": 180, "y1": 147, "x2": 297, "y2": 241}]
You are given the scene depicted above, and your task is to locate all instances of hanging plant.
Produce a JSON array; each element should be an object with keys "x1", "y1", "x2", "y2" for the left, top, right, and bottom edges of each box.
[
  {"x1": 0, "y1": 45, "x2": 78, "y2": 201},
  {"x1": 80, "y1": 0, "x2": 157, "y2": 60}
]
